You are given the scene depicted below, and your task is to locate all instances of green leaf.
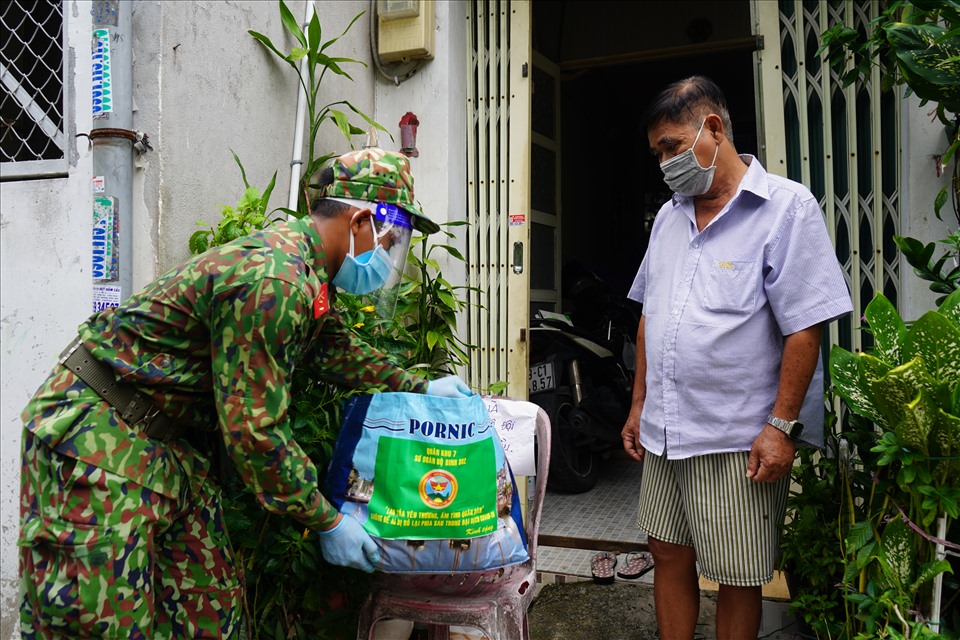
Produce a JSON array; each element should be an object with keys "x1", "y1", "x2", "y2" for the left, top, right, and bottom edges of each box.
[
  {"x1": 895, "y1": 386, "x2": 936, "y2": 454},
  {"x1": 289, "y1": 47, "x2": 308, "y2": 61},
  {"x1": 248, "y1": 30, "x2": 296, "y2": 69},
  {"x1": 830, "y1": 347, "x2": 887, "y2": 425},
  {"x1": 321, "y1": 11, "x2": 365, "y2": 52},
  {"x1": 307, "y1": 11, "x2": 321, "y2": 56},
  {"x1": 911, "y1": 560, "x2": 954, "y2": 599},
  {"x1": 279, "y1": 0, "x2": 307, "y2": 48},
  {"x1": 437, "y1": 291, "x2": 458, "y2": 309},
  {"x1": 931, "y1": 408, "x2": 960, "y2": 461},
  {"x1": 434, "y1": 244, "x2": 466, "y2": 262},
  {"x1": 879, "y1": 518, "x2": 915, "y2": 589},
  {"x1": 934, "y1": 185, "x2": 949, "y2": 220},
  {"x1": 188, "y1": 230, "x2": 210, "y2": 255},
  {"x1": 314, "y1": 52, "x2": 354, "y2": 80},
  {"x1": 864, "y1": 294, "x2": 907, "y2": 365},
  {"x1": 871, "y1": 357, "x2": 938, "y2": 431},
  {"x1": 343, "y1": 100, "x2": 391, "y2": 139},
  {"x1": 230, "y1": 149, "x2": 251, "y2": 189},
  {"x1": 329, "y1": 109, "x2": 354, "y2": 142},
  {"x1": 903, "y1": 309, "x2": 960, "y2": 383},
  {"x1": 941, "y1": 289, "x2": 960, "y2": 325}
]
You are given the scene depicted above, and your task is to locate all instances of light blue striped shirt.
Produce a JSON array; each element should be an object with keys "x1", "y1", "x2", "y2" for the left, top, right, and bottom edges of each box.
[{"x1": 628, "y1": 156, "x2": 852, "y2": 457}]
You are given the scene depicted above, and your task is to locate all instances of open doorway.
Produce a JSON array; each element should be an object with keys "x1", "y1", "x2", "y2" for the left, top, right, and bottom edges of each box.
[{"x1": 529, "y1": 0, "x2": 759, "y2": 558}]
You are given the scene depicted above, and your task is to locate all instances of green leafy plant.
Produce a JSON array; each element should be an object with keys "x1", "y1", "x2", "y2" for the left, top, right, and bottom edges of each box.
[
  {"x1": 896, "y1": 231, "x2": 960, "y2": 306},
  {"x1": 825, "y1": 291, "x2": 960, "y2": 637},
  {"x1": 189, "y1": 151, "x2": 279, "y2": 255},
  {"x1": 248, "y1": 0, "x2": 388, "y2": 214},
  {"x1": 783, "y1": 4, "x2": 960, "y2": 636}
]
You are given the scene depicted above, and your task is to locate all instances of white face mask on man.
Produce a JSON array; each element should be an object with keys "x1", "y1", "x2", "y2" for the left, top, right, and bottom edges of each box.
[{"x1": 659, "y1": 120, "x2": 719, "y2": 196}]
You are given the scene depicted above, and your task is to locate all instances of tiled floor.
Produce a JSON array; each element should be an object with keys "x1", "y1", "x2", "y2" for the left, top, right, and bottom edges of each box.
[{"x1": 537, "y1": 453, "x2": 651, "y2": 583}]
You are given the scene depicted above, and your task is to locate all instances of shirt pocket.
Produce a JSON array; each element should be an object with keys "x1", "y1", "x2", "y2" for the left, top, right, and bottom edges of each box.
[{"x1": 702, "y1": 259, "x2": 758, "y2": 314}]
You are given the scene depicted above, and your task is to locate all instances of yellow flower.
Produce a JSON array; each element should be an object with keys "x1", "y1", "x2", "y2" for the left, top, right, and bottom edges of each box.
[
  {"x1": 360, "y1": 305, "x2": 376, "y2": 313},
  {"x1": 354, "y1": 322, "x2": 365, "y2": 329}
]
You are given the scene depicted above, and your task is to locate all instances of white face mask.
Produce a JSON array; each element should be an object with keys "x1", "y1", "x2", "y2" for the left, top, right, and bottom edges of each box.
[{"x1": 659, "y1": 121, "x2": 719, "y2": 196}]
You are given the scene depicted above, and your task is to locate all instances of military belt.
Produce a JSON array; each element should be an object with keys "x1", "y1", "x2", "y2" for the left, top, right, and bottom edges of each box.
[{"x1": 58, "y1": 337, "x2": 187, "y2": 442}]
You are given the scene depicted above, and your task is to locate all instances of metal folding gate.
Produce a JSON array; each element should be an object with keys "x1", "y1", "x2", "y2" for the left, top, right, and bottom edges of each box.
[
  {"x1": 465, "y1": 0, "x2": 531, "y2": 397},
  {"x1": 756, "y1": 0, "x2": 901, "y2": 355},
  {"x1": 465, "y1": 0, "x2": 899, "y2": 395}
]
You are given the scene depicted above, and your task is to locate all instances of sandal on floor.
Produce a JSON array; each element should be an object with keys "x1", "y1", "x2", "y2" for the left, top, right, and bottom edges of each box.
[
  {"x1": 591, "y1": 551, "x2": 617, "y2": 584},
  {"x1": 616, "y1": 551, "x2": 654, "y2": 579}
]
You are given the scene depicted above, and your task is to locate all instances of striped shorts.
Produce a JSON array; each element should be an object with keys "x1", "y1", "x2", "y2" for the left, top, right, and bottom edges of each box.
[{"x1": 636, "y1": 450, "x2": 789, "y2": 587}]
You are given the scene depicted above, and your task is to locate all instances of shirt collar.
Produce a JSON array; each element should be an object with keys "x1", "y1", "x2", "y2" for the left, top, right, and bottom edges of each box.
[
  {"x1": 670, "y1": 154, "x2": 770, "y2": 207},
  {"x1": 736, "y1": 155, "x2": 770, "y2": 201}
]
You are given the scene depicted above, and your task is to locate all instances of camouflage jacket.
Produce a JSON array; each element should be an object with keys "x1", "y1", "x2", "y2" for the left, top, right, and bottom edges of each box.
[{"x1": 23, "y1": 216, "x2": 426, "y2": 530}]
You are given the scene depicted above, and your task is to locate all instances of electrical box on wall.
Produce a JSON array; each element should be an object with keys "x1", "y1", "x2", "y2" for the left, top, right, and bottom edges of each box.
[{"x1": 377, "y1": 0, "x2": 434, "y2": 62}]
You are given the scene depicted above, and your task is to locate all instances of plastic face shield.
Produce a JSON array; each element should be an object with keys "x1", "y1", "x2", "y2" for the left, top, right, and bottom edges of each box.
[
  {"x1": 370, "y1": 202, "x2": 413, "y2": 318},
  {"x1": 324, "y1": 197, "x2": 415, "y2": 317}
]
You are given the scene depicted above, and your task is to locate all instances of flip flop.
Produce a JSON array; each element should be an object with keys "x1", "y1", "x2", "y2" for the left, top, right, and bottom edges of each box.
[
  {"x1": 617, "y1": 551, "x2": 654, "y2": 579},
  {"x1": 591, "y1": 551, "x2": 617, "y2": 584}
]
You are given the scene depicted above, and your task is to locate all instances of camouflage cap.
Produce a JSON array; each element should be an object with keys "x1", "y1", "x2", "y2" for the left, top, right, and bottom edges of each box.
[{"x1": 318, "y1": 147, "x2": 440, "y2": 234}]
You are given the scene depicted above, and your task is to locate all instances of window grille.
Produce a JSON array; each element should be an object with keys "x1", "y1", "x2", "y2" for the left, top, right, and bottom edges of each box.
[{"x1": 1, "y1": 0, "x2": 66, "y2": 179}]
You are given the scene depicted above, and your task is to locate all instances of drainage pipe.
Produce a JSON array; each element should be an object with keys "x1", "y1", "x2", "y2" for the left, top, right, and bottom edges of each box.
[
  {"x1": 287, "y1": 0, "x2": 314, "y2": 215},
  {"x1": 91, "y1": 1, "x2": 133, "y2": 304}
]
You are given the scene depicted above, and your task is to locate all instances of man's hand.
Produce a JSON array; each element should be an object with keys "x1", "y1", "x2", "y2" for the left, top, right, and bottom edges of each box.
[
  {"x1": 427, "y1": 375, "x2": 474, "y2": 398},
  {"x1": 621, "y1": 407, "x2": 645, "y2": 463},
  {"x1": 317, "y1": 514, "x2": 381, "y2": 572},
  {"x1": 746, "y1": 425, "x2": 796, "y2": 482}
]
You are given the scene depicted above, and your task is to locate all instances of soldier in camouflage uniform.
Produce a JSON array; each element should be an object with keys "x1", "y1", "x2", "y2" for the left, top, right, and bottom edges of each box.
[{"x1": 19, "y1": 148, "x2": 471, "y2": 639}]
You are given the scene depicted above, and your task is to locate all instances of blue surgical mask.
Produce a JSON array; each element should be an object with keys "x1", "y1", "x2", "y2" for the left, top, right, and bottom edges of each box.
[
  {"x1": 659, "y1": 120, "x2": 719, "y2": 196},
  {"x1": 332, "y1": 219, "x2": 393, "y2": 295}
]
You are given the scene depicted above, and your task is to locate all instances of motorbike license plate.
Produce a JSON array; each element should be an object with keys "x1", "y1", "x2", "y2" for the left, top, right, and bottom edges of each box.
[{"x1": 528, "y1": 362, "x2": 556, "y2": 393}]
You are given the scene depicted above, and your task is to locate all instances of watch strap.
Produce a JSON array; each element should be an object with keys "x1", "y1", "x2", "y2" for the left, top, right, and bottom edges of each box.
[{"x1": 767, "y1": 414, "x2": 803, "y2": 439}]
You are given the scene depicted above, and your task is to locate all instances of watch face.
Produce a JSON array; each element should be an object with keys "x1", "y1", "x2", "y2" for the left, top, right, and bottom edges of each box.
[{"x1": 789, "y1": 422, "x2": 804, "y2": 437}]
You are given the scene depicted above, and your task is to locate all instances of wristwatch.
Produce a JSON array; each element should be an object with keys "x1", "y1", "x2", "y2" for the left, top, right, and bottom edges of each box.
[{"x1": 767, "y1": 414, "x2": 804, "y2": 439}]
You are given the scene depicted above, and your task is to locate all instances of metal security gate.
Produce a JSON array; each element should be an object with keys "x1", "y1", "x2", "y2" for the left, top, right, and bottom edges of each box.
[
  {"x1": 756, "y1": 0, "x2": 900, "y2": 355},
  {"x1": 465, "y1": 0, "x2": 532, "y2": 397}
]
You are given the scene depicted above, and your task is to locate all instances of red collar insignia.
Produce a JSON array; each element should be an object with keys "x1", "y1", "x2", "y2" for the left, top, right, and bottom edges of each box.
[{"x1": 313, "y1": 283, "x2": 329, "y2": 319}]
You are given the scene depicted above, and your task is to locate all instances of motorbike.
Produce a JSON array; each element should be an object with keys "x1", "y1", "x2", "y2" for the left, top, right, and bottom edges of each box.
[{"x1": 528, "y1": 264, "x2": 641, "y2": 493}]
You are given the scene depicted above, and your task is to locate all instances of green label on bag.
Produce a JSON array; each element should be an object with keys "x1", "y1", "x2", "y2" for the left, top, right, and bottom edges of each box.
[{"x1": 368, "y1": 436, "x2": 498, "y2": 539}]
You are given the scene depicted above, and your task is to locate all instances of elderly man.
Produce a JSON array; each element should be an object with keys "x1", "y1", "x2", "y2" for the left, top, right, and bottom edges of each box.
[
  {"x1": 19, "y1": 147, "x2": 471, "y2": 639},
  {"x1": 621, "y1": 77, "x2": 852, "y2": 639}
]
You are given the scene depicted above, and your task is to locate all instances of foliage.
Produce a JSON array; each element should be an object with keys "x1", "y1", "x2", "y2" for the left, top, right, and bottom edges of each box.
[
  {"x1": 780, "y1": 405, "x2": 855, "y2": 637},
  {"x1": 819, "y1": 0, "x2": 959, "y2": 223},
  {"x1": 896, "y1": 232, "x2": 960, "y2": 306},
  {"x1": 248, "y1": 0, "x2": 388, "y2": 214},
  {"x1": 189, "y1": 151, "x2": 280, "y2": 255},
  {"x1": 784, "y1": 291, "x2": 960, "y2": 638}
]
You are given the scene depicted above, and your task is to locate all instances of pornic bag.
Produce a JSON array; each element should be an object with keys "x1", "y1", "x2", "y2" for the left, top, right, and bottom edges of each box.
[{"x1": 325, "y1": 392, "x2": 529, "y2": 573}]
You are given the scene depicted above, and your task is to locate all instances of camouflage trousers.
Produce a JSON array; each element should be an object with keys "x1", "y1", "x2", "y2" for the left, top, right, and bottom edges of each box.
[{"x1": 19, "y1": 423, "x2": 244, "y2": 638}]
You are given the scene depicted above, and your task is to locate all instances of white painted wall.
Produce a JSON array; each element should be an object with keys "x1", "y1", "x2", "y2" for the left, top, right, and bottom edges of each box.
[
  {"x1": 132, "y1": 0, "x2": 376, "y2": 276},
  {"x1": 899, "y1": 93, "x2": 958, "y2": 321},
  {"x1": 374, "y1": 0, "x2": 468, "y2": 262},
  {"x1": 0, "y1": 2, "x2": 94, "y2": 636}
]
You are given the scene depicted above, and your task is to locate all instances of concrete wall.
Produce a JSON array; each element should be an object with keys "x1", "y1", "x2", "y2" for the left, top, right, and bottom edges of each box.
[
  {"x1": 0, "y1": 2, "x2": 93, "y2": 637},
  {"x1": 899, "y1": 92, "x2": 958, "y2": 321},
  {"x1": 131, "y1": 0, "x2": 375, "y2": 278},
  {"x1": 373, "y1": 0, "x2": 469, "y2": 271}
]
